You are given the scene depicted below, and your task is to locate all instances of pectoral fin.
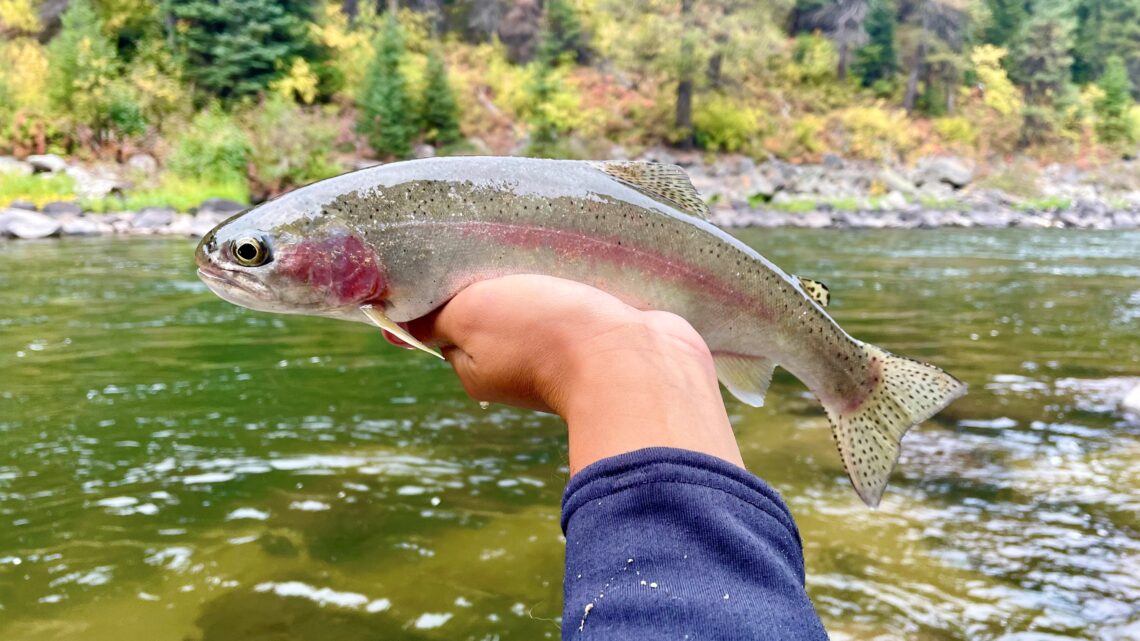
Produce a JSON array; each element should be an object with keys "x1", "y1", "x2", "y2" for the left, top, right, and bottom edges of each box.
[{"x1": 360, "y1": 305, "x2": 444, "y2": 360}]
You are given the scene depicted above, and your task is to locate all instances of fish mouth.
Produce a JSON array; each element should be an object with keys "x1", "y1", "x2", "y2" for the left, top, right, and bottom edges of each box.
[{"x1": 196, "y1": 265, "x2": 275, "y2": 309}]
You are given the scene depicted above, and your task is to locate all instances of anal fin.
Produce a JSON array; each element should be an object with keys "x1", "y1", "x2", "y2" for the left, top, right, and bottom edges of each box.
[{"x1": 712, "y1": 353, "x2": 776, "y2": 408}]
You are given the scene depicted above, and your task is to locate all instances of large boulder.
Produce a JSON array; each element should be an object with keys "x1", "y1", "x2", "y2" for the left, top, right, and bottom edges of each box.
[
  {"x1": 0, "y1": 156, "x2": 33, "y2": 177},
  {"x1": 125, "y1": 153, "x2": 158, "y2": 176},
  {"x1": 66, "y1": 165, "x2": 126, "y2": 199},
  {"x1": 914, "y1": 156, "x2": 974, "y2": 189},
  {"x1": 26, "y1": 153, "x2": 68, "y2": 174},
  {"x1": 61, "y1": 215, "x2": 113, "y2": 236},
  {"x1": 133, "y1": 206, "x2": 176, "y2": 230},
  {"x1": 41, "y1": 201, "x2": 83, "y2": 217},
  {"x1": 0, "y1": 209, "x2": 62, "y2": 239}
]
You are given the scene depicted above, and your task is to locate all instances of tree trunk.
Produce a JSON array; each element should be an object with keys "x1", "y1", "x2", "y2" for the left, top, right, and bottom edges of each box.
[
  {"x1": 903, "y1": 1, "x2": 929, "y2": 114},
  {"x1": 342, "y1": 0, "x2": 359, "y2": 21},
  {"x1": 706, "y1": 51, "x2": 723, "y2": 90},
  {"x1": 675, "y1": 0, "x2": 695, "y2": 149},
  {"x1": 838, "y1": 41, "x2": 849, "y2": 81}
]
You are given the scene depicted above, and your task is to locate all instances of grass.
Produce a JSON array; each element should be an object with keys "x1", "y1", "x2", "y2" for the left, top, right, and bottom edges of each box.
[
  {"x1": 0, "y1": 172, "x2": 77, "y2": 208},
  {"x1": 1014, "y1": 196, "x2": 1072, "y2": 211},
  {"x1": 83, "y1": 176, "x2": 249, "y2": 213},
  {"x1": 765, "y1": 196, "x2": 881, "y2": 213}
]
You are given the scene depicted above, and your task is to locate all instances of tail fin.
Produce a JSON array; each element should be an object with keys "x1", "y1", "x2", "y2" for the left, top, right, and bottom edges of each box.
[{"x1": 824, "y1": 343, "x2": 966, "y2": 507}]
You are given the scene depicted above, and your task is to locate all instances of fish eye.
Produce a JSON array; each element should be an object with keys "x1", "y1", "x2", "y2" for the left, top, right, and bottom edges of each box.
[{"x1": 232, "y1": 237, "x2": 270, "y2": 267}]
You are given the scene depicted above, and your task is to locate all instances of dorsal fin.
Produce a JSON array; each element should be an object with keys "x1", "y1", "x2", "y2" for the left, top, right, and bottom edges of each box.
[
  {"x1": 796, "y1": 276, "x2": 831, "y2": 307},
  {"x1": 592, "y1": 160, "x2": 710, "y2": 220}
]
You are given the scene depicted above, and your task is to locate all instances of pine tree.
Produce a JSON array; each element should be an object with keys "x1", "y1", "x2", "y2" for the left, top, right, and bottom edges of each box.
[
  {"x1": 1010, "y1": 9, "x2": 1076, "y2": 142},
  {"x1": 170, "y1": 0, "x2": 330, "y2": 102},
  {"x1": 358, "y1": 15, "x2": 415, "y2": 159},
  {"x1": 1073, "y1": 0, "x2": 1140, "y2": 88},
  {"x1": 420, "y1": 49, "x2": 461, "y2": 146},
  {"x1": 853, "y1": 0, "x2": 897, "y2": 88},
  {"x1": 537, "y1": 0, "x2": 587, "y2": 65},
  {"x1": 1095, "y1": 55, "x2": 1138, "y2": 144},
  {"x1": 984, "y1": 0, "x2": 1028, "y2": 46}
]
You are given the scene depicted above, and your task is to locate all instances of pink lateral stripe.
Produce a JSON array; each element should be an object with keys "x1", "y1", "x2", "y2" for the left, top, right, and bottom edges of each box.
[{"x1": 443, "y1": 219, "x2": 771, "y2": 318}]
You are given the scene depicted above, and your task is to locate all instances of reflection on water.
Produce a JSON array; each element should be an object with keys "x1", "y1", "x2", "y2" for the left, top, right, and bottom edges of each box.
[{"x1": 0, "y1": 230, "x2": 1137, "y2": 640}]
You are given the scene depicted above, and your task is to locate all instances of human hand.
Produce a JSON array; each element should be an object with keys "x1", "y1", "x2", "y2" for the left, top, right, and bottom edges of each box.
[{"x1": 401, "y1": 275, "x2": 744, "y2": 475}]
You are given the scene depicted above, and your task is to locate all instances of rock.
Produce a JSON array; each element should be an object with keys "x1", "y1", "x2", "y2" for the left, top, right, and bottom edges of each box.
[
  {"x1": 65, "y1": 165, "x2": 125, "y2": 199},
  {"x1": 133, "y1": 206, "x2": 176, "y2": 230},
  {"x1": 879, "y1": 191, "x2": 908, "y2": 210},
  {"x1": 1123, "y1": 383, "x2": 1140, "y2": 416},
  {"x1": 26, "y1": 153, "x2": 68, "y2": 174},
  {"x1": 915, "y1": 155, "x2": 974, "y2": 189},
  {"x1": 413, "y1": 144, "x2": 436, "y2": 159},
  {"x1": 796, "y1": 211, "x2": 832, "y2": 229},
  {"x1": 879, "y1": 166, "x2": 917, "y2": 195},
  {"x1": 8, "y1": 200, "x2": 37, "y2": 211},
  {"x1": 125, "y1": 153, "x2": 158, "y2": 176},
  {"x1": 41, "y1": 201, "x2": 83, "y2": 217},
  {"x1": 0, "y1": 209, "x2": 62, "y2": 238},
  {"x1": 822, "y1": 153, "x2": 844, "y2": 169},
  {"x1": 196, "y1": 198, "x2": 246, "y2": 218},
  {"x1": 0, "y1": 156, "x2": 33, "y2": 177},
  {"x1": 191, "y1": 215, "x2": 218, "y2": 238},
  {"x1": 163, "y1": 214, "x2": 195, "y2": 236},
  {"x1": 61, "y1": 215, "x2": 112, "y2": 236}
]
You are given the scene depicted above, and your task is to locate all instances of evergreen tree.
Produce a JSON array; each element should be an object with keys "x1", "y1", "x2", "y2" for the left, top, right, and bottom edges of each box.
[
  {"x1": 1095, "y1": 55, "x2": 1138, "y2": 144},
  {"x1": 358, "y1": 15, "x2": 415, "y2": 158},
  {"x1": 420, "y1": 49, "x2": 461, "y2": 146},
  {"x1": 1073, "y1": 0, "x2": 1140, "y2": 89},
  {"x1": 537, "y1": 0, "x2": 587, "y2": 65},
  {"x1": 984, "y1": 0, "x2": 1028, "y2": 46},
  {"x1": 853, "y1": 0, "x2": 897, "y2": 88},
  {"x1": 169, "y1": 0, "x2": 331, "y2": 102},
  {"x1": 1010, "y1": 9, "x2": 1075, "y2": 142}
]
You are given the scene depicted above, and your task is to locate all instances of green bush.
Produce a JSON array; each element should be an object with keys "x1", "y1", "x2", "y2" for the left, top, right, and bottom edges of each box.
[
  {"x1": 243, "y1": 95, "x2": 344, "y2": 198},
  {"x1": 934, "y1": 116, "x2": 978, "y2": 148},
  {"x1": 87, "y1": 175, "x2": 248, "y2": 212},
  {"x1": 693, "y1": 94, "x2": 764, "y2": 153},
  {"x1": 790, "y1": 33, "x2": 838, "y2": 85},
  {"x1": 167, "y1": 107, "x2": 251, "y2": 199}
]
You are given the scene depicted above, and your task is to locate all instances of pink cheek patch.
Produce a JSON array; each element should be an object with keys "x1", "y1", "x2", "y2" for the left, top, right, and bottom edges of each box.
[{"x1": 276, "y1": 234, "x2": 386, "y2": 306}]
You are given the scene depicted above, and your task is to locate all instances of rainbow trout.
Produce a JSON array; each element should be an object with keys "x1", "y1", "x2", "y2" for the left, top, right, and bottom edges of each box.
[{"x1": 195, "y1": 157, "x2": 965, "y2": 506}]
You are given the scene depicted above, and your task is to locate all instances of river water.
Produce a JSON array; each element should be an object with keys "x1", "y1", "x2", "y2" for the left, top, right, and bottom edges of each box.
[{"x1": 0, "y1": 230, "x2": 1137, "y2": 640}]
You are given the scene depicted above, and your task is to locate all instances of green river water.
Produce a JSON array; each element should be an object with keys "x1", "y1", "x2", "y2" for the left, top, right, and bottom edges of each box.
[{"x1": 0, "y1": 229, "x2": 1137, "y2": 640}]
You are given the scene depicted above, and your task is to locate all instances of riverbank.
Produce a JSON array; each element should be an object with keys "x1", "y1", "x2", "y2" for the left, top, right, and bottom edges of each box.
[{"x1": 3, "y1": 151, "x2": 1139, "y2": 239}]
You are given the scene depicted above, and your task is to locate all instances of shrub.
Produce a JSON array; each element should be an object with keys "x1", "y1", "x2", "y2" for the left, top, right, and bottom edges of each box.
[
  {"x1": 89, "y1": 175, "x2": 248, "y2": 212},
  {"x1": 790, "y1": 33, "x2": 838, "y2": 85},
  {"x1": 243, "y1": 95, "x2": 344, "y2": 198},
  {"x1": 167, "y1": 107, "x2": 250, "y2": 199},
  {"x1": 693, "y1": 94, "x2": 764, "y2": 153},
  {"x1": 834, "y1": 105, "x2": 915, "y2": 159},
  {"x1": 934, "y1": 116, "x2": 978, "y2": 148}
]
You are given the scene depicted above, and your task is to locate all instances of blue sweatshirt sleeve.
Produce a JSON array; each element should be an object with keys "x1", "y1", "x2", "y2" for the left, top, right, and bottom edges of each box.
[{"x1": 560, "y1": 447, "x2": 828, "y2": 640}]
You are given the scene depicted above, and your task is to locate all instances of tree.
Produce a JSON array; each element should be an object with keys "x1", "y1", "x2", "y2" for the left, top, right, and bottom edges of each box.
[
  {"x1": 1010, "y1": 8, "x2": 1075, "y2": 142},
  {"x1": 853, "y1": 0, "x2": 897, "y2": 87},
  {"x1": 983, "y1": 0, "x2": 1027, "y2": 46},
  {"x1": 420, "y1": 48, "x2": 461, "y2": 146},
  {"x1": 358, "y1": 15, "x2": 415, "y2": 158},
  {"x1": 169, "y1": 0, "x2": 332, "y2": 102},
  {"x1": 596, "y1": 0, "x2": 792, "y2": 148},
  {"x1": 537, "y1": 0, "x2": 588, "y2": 64},
  {"x1": 790, "y1": 0, "x2": 870, "y2": 81},
  {"x1": 900, "y1": 0, "x2": 973, "y2": 115},
  {"x1": 1073, "y1": 0, "x2": 1140, "y2": 91},
  {"x1": 1095, "y1": 55, "x2": 1138, "y2": 144}
]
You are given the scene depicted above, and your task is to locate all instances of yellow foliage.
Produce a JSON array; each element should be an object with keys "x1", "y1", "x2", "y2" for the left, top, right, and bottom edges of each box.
[
  {"x1": 934, "y1": 116, "x2": 977, "y2": 147},
  {"x1": 0, "y1": 38, "x2": 48, "y2": 111},
  {"x1": 312, "y1": 1, "x2": 375, "y2": 97},
  {"x1": 969, "y1": 45, "x2": 1022, "y2": 117},
  {"x1": 0, "y1": 0, "x2": 39, "y2": 33},
  {"x1": 834, "y1": 105, "x2": 916, "y2": 159},
  {"x1": 693, "y1": 94, "x2": 765, "y2": 152},
  {"x1": 271, "y1": 57, "x2": 320, "y2": 104}
]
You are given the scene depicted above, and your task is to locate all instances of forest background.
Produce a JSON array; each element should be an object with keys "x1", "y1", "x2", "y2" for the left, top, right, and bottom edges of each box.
[{"x1": 1, "y1": 0, "x2": 1138, "y2": 210}]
